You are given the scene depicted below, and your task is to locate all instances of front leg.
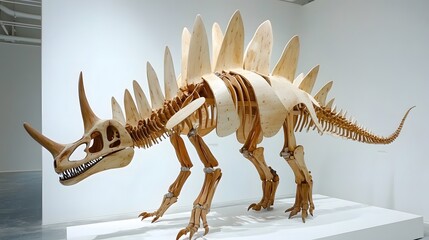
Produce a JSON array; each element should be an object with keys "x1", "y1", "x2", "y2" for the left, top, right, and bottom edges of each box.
[
  {"x1": 139, "y1": 133, "x2": 193, "y2": 223},
  {"x1": 176, "y1": 128, "x2": 222, "y2": 240}
]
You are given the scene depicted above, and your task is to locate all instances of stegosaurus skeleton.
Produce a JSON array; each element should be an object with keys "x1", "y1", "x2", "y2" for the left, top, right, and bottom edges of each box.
[{"x1": 24, "y1": 11, "x2": 412, "y2": 239}]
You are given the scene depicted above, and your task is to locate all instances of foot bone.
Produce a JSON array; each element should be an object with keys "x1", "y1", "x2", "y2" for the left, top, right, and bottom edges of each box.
[
  {"x1": 285, "y1": 181, "x2": 314, "y2": 222},
  {"x1": 176, "y1": 205, "x2": 209, "y2": 240},
  {"x1": 139, "y1": 193, "x2": 177, "y2": 223}
]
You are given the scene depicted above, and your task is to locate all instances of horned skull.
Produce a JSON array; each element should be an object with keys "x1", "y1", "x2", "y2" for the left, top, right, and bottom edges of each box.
[{"x1": 24, "y1": 73, "x2": 134, "y2": 185}]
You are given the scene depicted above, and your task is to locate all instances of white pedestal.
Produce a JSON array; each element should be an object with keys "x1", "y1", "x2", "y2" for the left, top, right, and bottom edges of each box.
[{"x1": 67, "y1": 194, "x2": 423, "y2": 240}]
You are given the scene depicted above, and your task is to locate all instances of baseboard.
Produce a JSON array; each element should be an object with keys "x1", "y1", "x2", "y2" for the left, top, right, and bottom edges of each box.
[{"x1": 0, "y1": 169, "x2": 42, "y2": 173}]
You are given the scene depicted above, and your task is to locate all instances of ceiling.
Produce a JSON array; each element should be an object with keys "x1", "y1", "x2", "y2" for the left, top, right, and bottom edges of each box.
[
  {"x1": 279, "y1": 0, "x2": 314, "y2": 5},
  {"x1": 0, "y1": 0, "x2": 314, "y2": 47},
  {"x1": 0, "y1": 0, "x2": 41, "y2": 46}
]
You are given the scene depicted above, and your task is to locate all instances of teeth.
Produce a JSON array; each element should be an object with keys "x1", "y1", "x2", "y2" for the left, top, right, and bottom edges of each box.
[{"x1": 58, "y1": 156, "x2": 104, "y2": 181}]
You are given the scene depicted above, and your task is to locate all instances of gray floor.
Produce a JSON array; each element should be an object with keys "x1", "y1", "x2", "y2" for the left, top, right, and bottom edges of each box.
[
  {"x1": 0, "y1": 171, "x2": 65, "y2": 240},
  {"x1": 0, "y1": 171, "x2": 427, "y2": 240}
]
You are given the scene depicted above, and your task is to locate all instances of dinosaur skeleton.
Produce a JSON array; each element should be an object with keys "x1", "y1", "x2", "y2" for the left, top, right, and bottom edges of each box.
[{"x1": 23, "y1": 10, "x2": 412, "y2": 240}]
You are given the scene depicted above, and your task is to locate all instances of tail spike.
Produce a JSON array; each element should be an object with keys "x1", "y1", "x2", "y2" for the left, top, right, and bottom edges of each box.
[
  {"x1": 146, "y1": 62, "x2": 165, "y2": 109},
  {"x1": 111, "y1": 97, "x2": 126, "y2": 125},
  {"x1": 214, "y1": 10, "x2": 244, "y2": 71},
  {"x1": 314, "y1": 81, "x2": 333, "y2": 106},
  {"x1": 133, "y1": 80, "x2": 151, "y2": 119},
  {"x1": 164, "y1": 47, "x2": 179, "y2": 100},
  {"x1": 299, "y1": 65, "x2": 320, "y2": 94},
  {"x1": 325, "y1": 98, "x2": 335, "y2": 109}
]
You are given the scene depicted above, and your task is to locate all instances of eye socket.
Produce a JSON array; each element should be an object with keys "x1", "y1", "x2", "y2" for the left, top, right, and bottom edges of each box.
[
  {"x1": 89, "y1": 131, "x2": 103, "y2": 153},
  {"x1": 69, "y1": 144, "x2": 88, "y2": 162},
  {"x1": 106, "y1": 125, "x2": 116, "y2": 141},
  {"x1": 107, "y1": 125, "x2": 121, "y2": 148}
]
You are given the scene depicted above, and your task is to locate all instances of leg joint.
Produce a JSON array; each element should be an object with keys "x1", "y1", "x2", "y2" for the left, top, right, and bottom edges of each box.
[
  {"x1": 203, "y1": 167, "x2": 215, "y2": 174},
  {"x1": 280, "y1": 149, "x2": 294, "y2": 160},
  {"x1": 193, "y1": 204, "x2": 206, "y2": 210},
  {"x1": 181, "y1": 166, "x2": 191, "y2": 172},
  {"x1": 165, "y1": 192, "x2": 174, "y2": 198},
  {"x1": 187, "y1": 124, "x2": 200, "y2": 138},
  {"x1": 240, "y1": 147, "x2": 253, "y2": 158}
]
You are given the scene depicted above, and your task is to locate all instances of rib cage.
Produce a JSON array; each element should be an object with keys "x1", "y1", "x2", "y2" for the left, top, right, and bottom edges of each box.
[
  {"x1": 125, "y1": 83, "x2": 217, "y2": 148},
  {"x1": 219, "y1": 71, "x2": 260, "y2": 143}
]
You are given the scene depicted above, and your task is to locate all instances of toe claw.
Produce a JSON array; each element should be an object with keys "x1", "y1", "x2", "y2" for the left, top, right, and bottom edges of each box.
[
  {"x1": 247, "y1": 203, "x2": 256, "y2": 211},
  {"x1": 139, "y1": 212, "x2": 152, "y2": 220},
  {"x1": 288, "y1": 208, "x2": 299, "y2": 219},
  {"x1": 151, "y1": 216, "x2": 159, "y2": 223},
  {"x1": 285, "y1": 206, "x2": 294, "y2": 213},
  {"x1": 176, "y1": 229, "x2": 188, "y2": 240},
  {"x1": 248, "y1": 203, "x2": 262, "y2": 211}
]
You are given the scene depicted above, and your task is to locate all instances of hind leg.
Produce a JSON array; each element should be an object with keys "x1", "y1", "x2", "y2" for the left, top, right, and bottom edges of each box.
[
  {"x1": 281, "y1": 116, "x2": 315, "y2": 222},
  {"x1": 240, "y1": 118, "x2": 280, "y2": 211}
]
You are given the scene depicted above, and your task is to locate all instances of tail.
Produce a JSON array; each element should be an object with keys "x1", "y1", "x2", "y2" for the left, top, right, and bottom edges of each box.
[{"x1": 298, "y1": 106, "x2": 414, "y2": 144}]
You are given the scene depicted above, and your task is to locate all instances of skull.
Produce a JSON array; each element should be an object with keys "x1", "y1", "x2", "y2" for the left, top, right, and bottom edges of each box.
[{"x1": 24, "y1": 73, "x2": 134, "y2": 185}]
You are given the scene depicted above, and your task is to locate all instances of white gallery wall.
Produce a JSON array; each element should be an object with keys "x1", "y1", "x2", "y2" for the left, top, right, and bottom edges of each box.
[
  {"x1": 0, "y1": 43, "x2": 41, "y2": 172},
  {"x1": 42, "y1": 0, "x2": 429, "y2": 225},
  {"x1": 298, "y1": 0, "x2": 429, "y2": 223}
]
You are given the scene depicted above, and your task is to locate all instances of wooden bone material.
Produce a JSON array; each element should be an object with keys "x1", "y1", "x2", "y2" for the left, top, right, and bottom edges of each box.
[
  {"x1": 202, "y1": 73, "x2": 240, "y2": 137},
  {"x1": 213, "y1": 10, "x2": 244, "y2": 72},
  {"x1": 111, "y1": 97, "x2": 126, "y2": 125},
  {"x1": 231, "y1": 69, "x2": 287, "y2": 137},
  {"x1": 133, "y1": 80, "x2": 152, "y2": 119},
  {"x1": 243, "y1": 20, "x2": 272, "y2": 76},
  {"x1": 269, "y1": 75, "x2": 323, "y2": 132},
  {"x1": 165, "y1": 97, "x2": 206, "y2": 130},
  {"x1": 164, "y1": 47, "x2": 179, "y2": 100},
  {"x1": 186, "y1": 15, "x2": 211, "y2": 85},
  {"x1": 147, "y1": 62, "x2": 165, "y2": 109}
]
